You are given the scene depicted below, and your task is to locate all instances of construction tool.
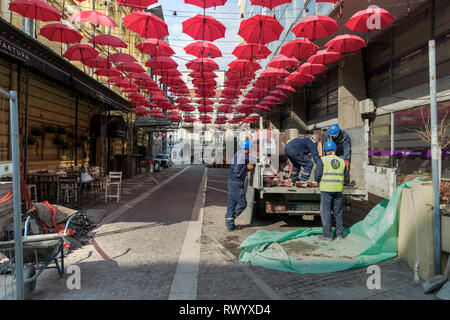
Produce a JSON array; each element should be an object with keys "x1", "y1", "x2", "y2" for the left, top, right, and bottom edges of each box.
[{"x1": 423, "y1": 255, "x2": 450, "y2": 294}]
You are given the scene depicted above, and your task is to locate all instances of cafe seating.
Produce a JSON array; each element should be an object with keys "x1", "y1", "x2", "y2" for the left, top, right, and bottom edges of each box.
[
  {"x1": 105, "y1": 171, "x2": 122, "y2": 203},
  {"x1": 56, "y1": 176, "x2": 79, "y2": 204}
]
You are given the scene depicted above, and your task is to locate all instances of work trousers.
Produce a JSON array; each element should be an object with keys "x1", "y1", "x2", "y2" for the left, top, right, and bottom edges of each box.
[
  {"x1": 284, "y1": 144, "x2": 314, "y2": 183},
  {"x1": 226, "y1": 179, "x2": 247, "y2": 229},
  {"x1": 320, "y1": 191, "x2": 344, "y2": 238}
]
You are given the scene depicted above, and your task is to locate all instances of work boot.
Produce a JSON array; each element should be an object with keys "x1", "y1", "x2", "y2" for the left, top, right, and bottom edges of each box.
[
  {"x1": 227, "y1": 225, "x2": 241, "y2": 232},
  {"x1": 318, "y1": 235, "x2": 332, "y2": 241}
]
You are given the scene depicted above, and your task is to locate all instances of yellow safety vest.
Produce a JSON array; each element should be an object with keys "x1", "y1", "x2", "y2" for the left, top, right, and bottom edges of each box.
[{"x1": 320, "y1": 154, "x2": 345, "y2": 193}]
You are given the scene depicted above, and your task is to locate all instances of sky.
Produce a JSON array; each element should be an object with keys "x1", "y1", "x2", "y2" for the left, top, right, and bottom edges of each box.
[{"x1": 156, "y1": 0, "x2": 244, "y2": 72}]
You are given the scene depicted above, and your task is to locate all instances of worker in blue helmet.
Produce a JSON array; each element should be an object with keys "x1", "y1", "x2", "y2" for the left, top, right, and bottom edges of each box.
[
  {"x1": 315, "y1": 140, "x2": 350, "y2": 240},
  {"x1": 284, "y1": 133, "x2": 322, "y2": 186},
  {"x1": 226, "y1": 138, "x2": 258, "y2": 231},
  {"x1": 323, "y1": 124, "x2": 352, "y2": 170}
]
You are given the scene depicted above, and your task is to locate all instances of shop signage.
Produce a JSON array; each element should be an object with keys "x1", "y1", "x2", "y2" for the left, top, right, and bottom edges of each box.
[{"x1": 0, "y1": 35, "x2": 30, "y2": 63}]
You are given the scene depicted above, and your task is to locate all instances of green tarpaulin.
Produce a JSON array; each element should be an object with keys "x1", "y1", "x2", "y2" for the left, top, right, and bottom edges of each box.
[{"x1": 239, "y1": 178, "x2": 425, "y2": 274}]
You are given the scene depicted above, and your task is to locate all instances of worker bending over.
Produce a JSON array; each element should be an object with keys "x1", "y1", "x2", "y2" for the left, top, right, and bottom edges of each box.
[
  {"x1": 323, "y1": 124, "x2": 352, "y2": 170},
  {"x1": 226, "y1": 139, "x2": 257, "y2": 231},
  {"x1": 315, "y1": 141, "x2": 349, "y2": 240},
  {"x1": 284, "y1": 134, "x2": 322, "y2": 186}
]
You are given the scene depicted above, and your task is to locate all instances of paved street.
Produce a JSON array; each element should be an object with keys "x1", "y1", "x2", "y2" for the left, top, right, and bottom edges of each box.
[{"x1": 33, "y1": 165, "x2": 434, "y2": 300}]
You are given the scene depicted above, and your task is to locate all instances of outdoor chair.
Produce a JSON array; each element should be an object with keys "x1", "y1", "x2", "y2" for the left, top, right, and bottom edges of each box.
[
  {"x1": 105, "y1": 171, "x2": 122, "y2": 203},
  {"x1": 56, "y1": 176, "x2": 79, "y2": 204}
]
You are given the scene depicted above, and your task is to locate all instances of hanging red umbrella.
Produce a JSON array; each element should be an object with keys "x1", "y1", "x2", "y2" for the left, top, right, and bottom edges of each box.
[
  {"x1": 217, "y1": 105, "x2": 234, "y2": 113},
  {"x1": 178, "y1": 104, "x2": 196, "y2": 112},
  {"x1": 268, "y1": 55, "x2": 300, "y2": 69},
  {"x1": 186, "y1": 58, "x2": 219, "y2": 72},
  {"x1": 254, "y1": 105, "x2": 271, "y2": 112},
  {"x1": 236, "y1": 105, "x2": 253, "y2": 114},
  {"x1": 116, "y1": 62, "x2": 146, "y2": 73},
  {"x1": 136, "y1": 38, "x2": 175, "y2": 56},
  {"x1": 94, "y1": 67, "x2": 121, "y2": 77},
  {"x1": 286, "y1": 72, "x2": 315, "y2": 86},
  {"x1": 219, "y1": 98, "x2": 235, "y2": 105},
  {"x1": 189, "y1": 71, "x2": 217, "y2": 79},
  {"x1": 182, "y1": 15, "x2": 226, "y2": 42},
  {"x1": 325, "y1": 34, "x2": 366, "y2": 53},
  {"x1": 270, "y1": 90, "x2": 287, "y2": 99},
  {"x1": 281, "y1": 39, "x2": 319, "y2": 60},
  {"x1": 307, "y1": 49, "x2": 343, "y2": 65},
  {"x1": 184, "y1": 0, "x2": 227, "y2": 9},
  {"x1": 39, "y1": 23, "x2": 82, "y2": 43},
  {"x1": 175, "y1": 97, "x2": 191, "y2": 104},
  {"x1": 264, "y1": 96, "x2": 282, "y2": 104},
  {"x1": 9, "y1": 0, "x2": 61, "y2": 21},
  {"x1": 275, "y1": 84, "x2": 296, "y2": 93},
  {"x1": 198, "y1": 105, "x2": 214, "y2": 113},
  {"x1": 128, "y1": 72, "x2": 151, "y2": 80},
  {"x1": 345, "y1": 8, "x2": 396, "y2": 32},
  {"x1": 122, "y1": 87, "x2": 139, "y2": 93},
  {"x1": 123, "y1": 11, "x2": 169, "y2": 38},
  {"x1": 250, "y1": 0, "x2": 291, "y2": 9},
  {"x1": 108, "y1": 52, "x2": 137, "y2": 63},
  {"x1": 238, "y1": 14, "x2": 283, "y2": 45},
  {"x1": 297, "y1": 62, "x2": 327, "y2": 76},
  {"x1": 146, "y1": 56, "x2": 178, "y2": 69},
  {"x1": 71, "y1": 10, "x2": 117, "y2": 27},
  {"x1": 261, "y1": 67, "x2": 290, "y2": 78},
  {"x1": 228, "y1": 59, "x2": 261, "y2": 73},
  {"x1": 184, "y1": 41, "x2": 222, "y2": 58},
  {"x1": 242, "y1": 98, "x2": 259, "y2": 106},
  {"x1": 83, "y1": 56, "x2": 110, "y2": 68},
  {"x1": 117, "y1": 0, "x2": 158, "y2": 9},
  {"x1": 89, "y1": 34, "x2": 127, "y2": 48},
  {"x1": 63, "y1": 44, "x2": 99, "y2": 61},
  {"x1": 184, "y1": 117, "x2": 197, "y2": 123},
  {"x1": 292, "y1": 15, "x2": 339, "y2": 39},
  {"x1": 232, "y1": 42, "x2": 271, "y2": 60}
]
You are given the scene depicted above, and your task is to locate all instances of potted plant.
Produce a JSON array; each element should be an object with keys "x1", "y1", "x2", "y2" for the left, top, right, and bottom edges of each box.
[
  {"x1": 44, "y1": 125, "x2": 57, "y2": 134},
  {"x1": 57, "y1": 126, "x2": 67, "y2": 135},
  {"x1": 27, "y1": 136, "x2": 38, "y2": 146},
  {"x1": 30, "y1": 127, "x2": 43, "y2": 137},
  {"x1": 67, "y1": 132, "x2": 76, "y2": 140},
  {"x1": 53, "y1": 136, "x2": 64, "y2": 146}
]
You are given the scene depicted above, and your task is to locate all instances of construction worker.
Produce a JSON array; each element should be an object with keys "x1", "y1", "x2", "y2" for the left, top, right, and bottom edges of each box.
[
  {"x1": 284, "y1": 134, "x2": 322, "y2": 186},
  {"x1": 226, "y1": 139, "x2": 257, "y2": 231},
  {"x1": 315, "y1": 141, "x2": 349, "y2": 240},
  {"x1": 323, "y1": 124, "x2": 352, "y2": 170}
]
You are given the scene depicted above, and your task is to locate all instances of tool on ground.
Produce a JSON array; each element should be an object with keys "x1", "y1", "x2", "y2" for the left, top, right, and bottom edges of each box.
[{"x1": 423, "y1": 255, "x2": 450, "y2": 294}]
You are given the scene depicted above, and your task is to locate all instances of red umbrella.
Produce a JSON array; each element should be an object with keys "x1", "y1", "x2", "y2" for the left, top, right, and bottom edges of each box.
[
  {"x1": 146, "y1": 56, "x2": 178, "y2": 70},
  {"x1": 286, "y1": 72, "x2": 315, "y2": 86},
  {"x1": 136, "y1": 39, "x2": 175, "y2": 56},
  {"x1": 232, "y1": 42, "x2": 271, "y2": 60},
  {"x1": 108, "y1": 52, "x2": 138, "y2": 63},
  {"x1": 117, "y1": 0, "x2": 158, "y2": 9},
  {"x1": 128, "y1": 72, "x2": 151, "y2": 80},
  {"x1": 325, "y1": 34, "x2": 366, "y2": 53},
  {"x1": 254, "y1": 105, "x2": 271, "y2": 112},
  {"x1": 297, "y1": 62, "x2": 326, "y2": 76},
  {"x1": 186, "y1": 58, "x2": 219, "y2": 72},
  {"x1": 250, "y1": 0, "x2": 291, "y2": 9},
  {"x1": 9, "y1": 0, "x2": 61, "y2": 21},
  {"x1": 281, "y1": 39, "x2": 319, "y2": 60},
  {"x1": 261, "y1": 67, "x2": 290, "y2": 78},
  {"x1": 307, "y1": 49, "x2": 343, "y2": 65},
  {"x1": 178, "y1": 104, "x2": 196, "y2": 112},
  {"x1": 219, "y1": 98, "x2": 235, "y2": 105},
  {"x1": 184, "y1": 0, "x2": 227, "y2": 9},
  {"x1": 270, "y1": 90, "x2": 287, "y2": 99},
  {"x1": 122, "y1": 87, "x2": 139, "y2": 93},
  {"x1": 123, "y1": 11, "x2": 169, "y2": 38},
  {"x1": 345, "y1": 8, "x2": 395, "y2": 32},
  {"x1": 238, "y1": 14, "x2": 283, "y2": 45},
  {"x1": 292, "y1": 15, "x2": 339, "y2": 39},
  {"x1": 39, "y1": 23, "x2": 82, "y2": 43},
  {"x1": 268, "y1": 55, "x2": 300, "y2": 69},
  {"x1": 198, "y1": 105, "x2": 214, "y2": 113},
  {"x1": 184, "y1": 41, "x2": 222, "y2": 58},
  {"x1": 189, "y1": 71, "x2": 217, "y2": 79},
  {"x1": 275, "y1": 84, "x2": 296, "y2": 93},
  {"x1": 236, "y1": 105, "x2": 253, "y2": 114},
  {"x1": 228, "y1": 59, "x2": 261, "y2": 73},
  {"x1": 217, "y1": 105, "x2": 234, "y2": 113},
  {"x1": 89, "y1": 34, "x2": 127, "y2": 48},
  {"x1": 116, "y1": 62, "x2": 146, "y2": 73},
  {"x1": 182, "y1": 15, "x2": 226, "y2": 42},
  {"x1": 94, "y1": 67, "x2": 121, "y2": 77},
  {"x1": 71, "y1": 10, "x2": 117, "y2": 27},
  {"x1": 242, "y1": 98, "x2": 259, "y2": 105},
  {"x1": 175, "y1": 97, "x2": 191, "y2": 104},
  {"x1": 264, "y1": 96, "x2": 282, "y2": 104},
  {"x1": 83, "y1": 57, "x2": 110, "y2": 68},
  {"x1": 63, "y1": 44, "x2": 99, "y2": 61}
]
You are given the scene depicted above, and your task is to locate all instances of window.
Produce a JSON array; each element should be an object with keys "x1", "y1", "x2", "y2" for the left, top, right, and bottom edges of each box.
[{"x1": 22, "y1": 17, "x2": 35, "y2": 38}]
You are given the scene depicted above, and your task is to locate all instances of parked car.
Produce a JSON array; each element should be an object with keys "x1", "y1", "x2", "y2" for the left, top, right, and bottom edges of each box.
[{"x1": 153, "y1": 154, "x2": 172, "y2": 170}]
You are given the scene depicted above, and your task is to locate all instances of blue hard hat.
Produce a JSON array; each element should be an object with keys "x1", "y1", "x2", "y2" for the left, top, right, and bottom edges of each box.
[
  {"x1": 329, "y1": 124, "x2": 341, "y2": 137},
  {"x1": 240, "y1": 139, "x2": 252, "y2": 149},
  {"x1": 324, "y1": 141, "x2": 337, "y2": 152}
]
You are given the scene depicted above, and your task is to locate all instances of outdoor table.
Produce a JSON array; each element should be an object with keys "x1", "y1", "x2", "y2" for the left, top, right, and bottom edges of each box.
[{"x1": 27, "y1": 173, "x2": 59, "y2": 202}]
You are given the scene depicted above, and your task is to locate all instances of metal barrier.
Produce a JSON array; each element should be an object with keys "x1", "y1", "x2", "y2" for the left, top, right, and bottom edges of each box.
[{"x1": 0, "y1": 88, "x2": 22, "y2": 300}]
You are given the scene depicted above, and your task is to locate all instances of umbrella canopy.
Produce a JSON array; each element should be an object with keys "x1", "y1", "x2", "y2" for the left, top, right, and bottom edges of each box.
[
  {"x1": 269, "y1": 90, "x2": 287, "y2": 99},
  {"x1": 108, "y1": 52, "x2": 137, "y2": 63},
  {"x1": 217, "y1": 105, "x2": 234, "y2": 113},
  {"x1": 228, "y1": 59, "x2": 261, "y2": 73},
  {"x1": 146, "y1": 56, "x2": 178, "y2": 70},
  {"x1": 94, "y1": 67, "x2": 122, "y2": 77},
  {"x1": 116, "y1": 62, "x2": 146, "y2": 73},
  {"x1": 89, "y1": 34, "x2": 127, "y2": 48},
  {"x1": 128, "y1": 72, "x2": 152, "y2": 80},
  {"x1": 254, "y1": 105, "x2": 271, "y2": 112},
  {"x1": 250, "y1": 0, "x2": 291, "y2": 9},
  {"x1": 242, "y1": 98, "x2": 259, "y2": 105},
  {"x1": 325, "y1": 34, "x2": 366, "y2": 53},
  {"x1": 39, "y1": 23, "x2": 82, "y2": 43},
  {"x1": 123, "y1": 11, "x2": 169, "y2": 38},
  {"x1": 122, "y1": 87, "x2": 139, "y2": 93},
  {"x1": 63, "y1": 44, "x2": 99, "y2": 61},
  {"x1": 175, "y1": 97, "x2": 191, "y2": 104},
  {"x1": 178, "y1": 104, "x2": 196, "y2": 112},
  {"x1": 268, "y1": 55, "x2": 300, "y2": 69},
  {"x1": 184, "y1": 0, "x2": 227, "y2": 9},
  {"x1": 184, "y1": 41, "x2": 222, "y2": 58},
  {"x1": 232, "y1": 42, "x2": 271, "y2": 60},
  {"x1": 238, "y1": 14, "x2": 283, "y2": 45},
  {"x1": 345, "y1": 7, "x2": 395, "y2": 32},
  {"x1": 116, "y1": 0, "x2": 158, "y2": 9},
  {"x1": 182, "y1": 14, "x2": 226, "y2": 42},
  {"x1": 261, "y1": 67, "x2": 290, "y2": 78},
  {"x1": 307, "y1": 49, "x2": 343, "y2": 65},
  {"x1": 281, "y1": 39, "x2": 319, "y2": 60},
  {"x1": 292, "y1": 15, "x2": 339, "y2": 39},
  {"x1": 197, "y1": 105, "x2": 214, "y2": 113},
  {"x1": 286, "y1": 72, "x2": 315, "y2": 86},
  {"x1": 186, "y1": 57, "x2": 219, "y2": 72},
  {"x1": 71, "y1": 10, "x2": 117, "y2": 27},
  {"x1": 297, "y1": 62, "x2": 327, "y2": 76},
  {"x1": 9, "y1": 0, "x2": 61, "y2": 21},
  {"x1": 219, "y1": 98, "x2": 235, "y2": 105},
  {"x1": 136, "y1": 39, "x2": 175, "y2": 56},
  {"x1": 236, "y1": 105, "x2": 253, "y2": 114},
  {"x1": 83, "y1": 56, "x2": 110, "y2": 68},
  {"x1": 275, "y1": 84, "x2": 296, "y2": 93}
]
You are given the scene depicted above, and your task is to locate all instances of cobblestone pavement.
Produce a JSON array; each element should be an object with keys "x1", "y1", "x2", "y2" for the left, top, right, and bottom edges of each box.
[{"x1": 29, "y1": 166, "x2": 435, "y2": 300}]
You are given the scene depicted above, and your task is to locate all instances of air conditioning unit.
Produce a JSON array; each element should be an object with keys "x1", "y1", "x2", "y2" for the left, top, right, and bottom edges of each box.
[{"x1": 359, "y1": 99, "x2": 376, "y2": 115}]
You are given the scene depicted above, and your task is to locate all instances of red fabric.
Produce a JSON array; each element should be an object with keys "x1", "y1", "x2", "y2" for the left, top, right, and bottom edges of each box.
[{"x1": 182, "y1": 14, "x2": 226, "y2": 42}]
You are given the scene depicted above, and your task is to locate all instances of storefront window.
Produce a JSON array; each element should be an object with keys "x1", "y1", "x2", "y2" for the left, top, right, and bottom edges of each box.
[{"x1": 369, "y1": 113, "x2": 391, "y2": 167}]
